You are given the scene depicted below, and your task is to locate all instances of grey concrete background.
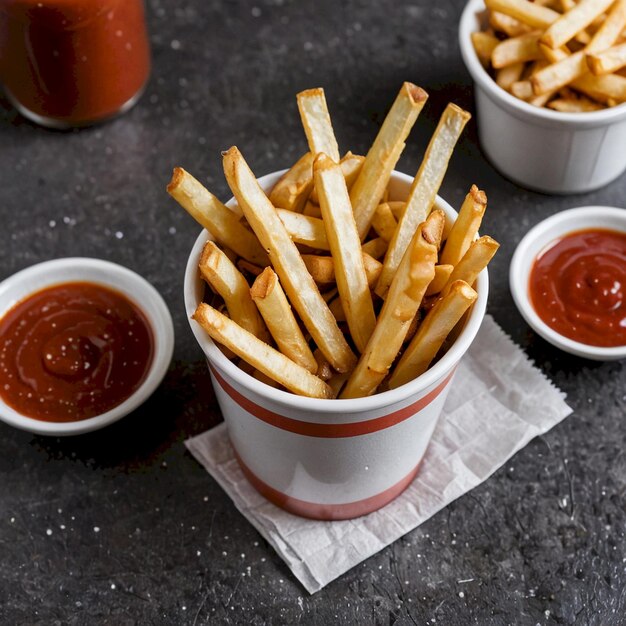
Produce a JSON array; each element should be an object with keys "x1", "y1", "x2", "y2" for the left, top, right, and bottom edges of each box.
[{"x1": 1, "y1": 0, "x2": 625, "y2": 624}]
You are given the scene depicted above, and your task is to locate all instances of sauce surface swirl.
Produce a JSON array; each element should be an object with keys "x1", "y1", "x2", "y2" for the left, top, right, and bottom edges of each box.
[
  {"x1": 529, "y1": 228, "x2": 626, "y2": 348},
  {"x1": 0, "y1": 282, "x2": 153, "y2": 422}
]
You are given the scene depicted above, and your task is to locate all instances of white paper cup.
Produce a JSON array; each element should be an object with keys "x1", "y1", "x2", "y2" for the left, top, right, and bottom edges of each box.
[
  {"x1": 459, "y1": 0, "x2": 626, "y2": 194},
  {"x1": 184, "y1": 170, "x2": 488, "y2": 520}
]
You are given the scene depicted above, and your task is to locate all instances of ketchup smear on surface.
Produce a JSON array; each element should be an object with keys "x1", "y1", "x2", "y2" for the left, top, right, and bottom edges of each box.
[
  {"x1": 0, "y1": 282, "x2": 154, "y2": 422},
  {"x1": 529, "y1": 229, "x2": 626, "y2": 348}
]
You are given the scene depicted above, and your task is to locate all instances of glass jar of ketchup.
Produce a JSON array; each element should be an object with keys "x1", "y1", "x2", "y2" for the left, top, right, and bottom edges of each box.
[{"x1": 0, "y1": 0, "x2": 150, "y2": 128}]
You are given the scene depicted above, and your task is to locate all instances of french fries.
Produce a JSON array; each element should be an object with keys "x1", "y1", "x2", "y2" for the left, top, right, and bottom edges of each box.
[
  {"x1": 475, "y1": 0, "x2": 626, "y2": 109},
  {"x1": 172, "y1": 85, "x2": 500, "y2": 400}
]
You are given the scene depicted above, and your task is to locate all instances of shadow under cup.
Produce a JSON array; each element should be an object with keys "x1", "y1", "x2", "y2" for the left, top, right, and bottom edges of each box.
[{"x1": 184, "y1": 170, "x2": 488, "y2": 520}]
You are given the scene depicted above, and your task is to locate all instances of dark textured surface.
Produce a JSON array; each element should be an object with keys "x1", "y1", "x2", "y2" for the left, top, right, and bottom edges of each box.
[{"x1": 1, "y1": 0, "x2": 625, "y2": 624}]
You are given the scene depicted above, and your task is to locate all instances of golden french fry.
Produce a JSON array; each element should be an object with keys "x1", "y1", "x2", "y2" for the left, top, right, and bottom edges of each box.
[
  {"x1": 541, "y1": 0, "x2": 614, "y2": 49},
  {"x1": 313, "y1": 348, "x2": 334, "y2": 381},
  {"x1": 489, "y1": 10, "x2": 533, "y2": 36},
  {"x1": 511, "y1": 79, "x2": 536, "y2": 99},
  {"x1": 531, "y1": 50, "x2": 587, "y2": 95},
  {"x1": 547, "y1": 95, "x2": 604, "y2": 110},
  {"x1": 199, "y1": 241, "x2": 269, "y2": 342},
  {"x1": 585, "y1": 0, "x2": 626, "y2": 54},
  {"x1": 425, "y1": 264, "x2": 454, "y2": 296},
  {"x1": 588, "y1": 42, "x2": 626, "y2": 74},
  {"x1": 296, "y1": 88, "x2": 340, "y2": 162},
  {"x1": 302, "y1": 253, "x2": 383, "y2": 289},
  {"x1": 351, "y1": 82, "x2": 428, "y2": 239},
  {"x1": 386, "y1": 201, "x2": 406, "y2": 220},
  {"x1": 492, "y1": 31, "x2": 543, "y2": 68},
  {"x1": 388, "y1": 281, "x2": 478, "y2": 389},
  {"x1": 472, "y1": 31, "x2": 501, "y2": 65},
  {"x1": 309, "y1": 151, "x2": 364, "y2": 203},
  {"x1": 442, "y1": 236, "x2": 500, "y2": 294},
  {"x1": 253, "y1": 369, "x2": 281, "y2": 388},
  {"x1": 440, "y1": 185, "x2": 487, "y2": 266},
  {"x1": 328, "y1": 294, "x2": 346, "y2": 322},
  {"x1": 167, "y1": 167, "x2": 268, "y2": 266},
  {"x1": 371, "y1": 203, "x2": 399, "y2": 242},
  {"x1": 496, "y1": 62, "x2": 526, "y2": 90},
  {"x1": 237, "y1": 259, "x2": 264, "y2": 277},
  {"x1": 277, "y1": 208, "x2": 329, "y2": 250},
  {"x1": 341, "y1": 210, "x2": 444, "y2": 399},
  {"x1": 375, "y1": 103, "x2": 470, "y2": 299},
  {"x1": 250, "y1": 267, "x2": 317, "y2": 373},
  {"x1": 571, "y1": 72, "x2": 626, "y2": 101},
  {"x1": 361, "y1": 236, "x2": 388, "y2": 260},
  {"x1": 314, "y1": 154, "x2": 377, "y2": 353},
  {"x1": 192, "y1": 303, "x2": 332, "y2": 399},
  {"x1": 327, "y1": 371, "x2": 349, "y2": 397},
  {"x1": 222, "y1": 146, "x2": 356, "y2": 373},
  {"x1": 302, "y1": 201, "x2": 322, "y2": 218},
  {"x1": 485, "y1": 0, "x2": 560, "y2": 29},
  {"x1": 268, "y1": 152, "x2": 314, "y2": 212}
]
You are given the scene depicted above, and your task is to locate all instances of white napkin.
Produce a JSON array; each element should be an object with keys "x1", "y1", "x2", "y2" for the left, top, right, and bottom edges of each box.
[{"x1": 185, "y1": 315, "x2": 572, "y2": 593}]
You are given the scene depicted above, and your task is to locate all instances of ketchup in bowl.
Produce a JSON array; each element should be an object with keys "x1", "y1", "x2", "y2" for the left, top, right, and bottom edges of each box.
[
  {"x1": 0, "y1": 282, "x2": 153, "y2": 422},
  {"x1": 529, "y1": 229, "x2": 626, "y2": 348}
]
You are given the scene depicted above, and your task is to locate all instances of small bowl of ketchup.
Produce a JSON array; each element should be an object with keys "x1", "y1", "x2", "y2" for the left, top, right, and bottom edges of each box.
[
  {"x1": 510, "y1": 206, "x2": 626, "y2": 361},
  {"x1": 0, "y1": 258, "x2": 174, "y2": 435}
]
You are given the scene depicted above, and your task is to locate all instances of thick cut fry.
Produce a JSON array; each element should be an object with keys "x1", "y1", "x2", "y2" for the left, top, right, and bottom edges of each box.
[
  {"x1": 541, "y1": 0, "x2": 614, "y2": 48},
  {"x1": 388, "y1": 281, "x2": 478, "y2": 389},
  {"x1": 313, "y1": 349, "x2": 334, "y2": 381},
  {"x1": 492, "y1": 31, "x2": 543, "y2": 67},
  {"x1": 250, "y1": 267, "x2": 317, "y2": 373},
  {"x1": 371, "y1": 203, "x2": 399, "y2": 242},
  {"x1": 302, "y1": 201, "x2": 322, "y2": 218},
  {"x1": 237, "y1": 259, "x2": 264, "y2": 277},
  {"x1": 386, "y1": 201, "x2": 406, "y2": 220},
  {"x1": 222, "y1": 147, "x2": 356, "y2": 372},
  {"x1": 511, "y1": 79, "x2": 535, "y2": 99},
  {"x1": 269, "y1": 152, "x2": 314, "y2": 212},
  {"x1": 425, "y1": 264, "x2": 454, "y2": 296},
  {"x1": 442, "y1": 236, "x2": 500, "y2": 294},
  {"x1": 302, "y1": 253, "x2": 382, "y2": 288},
  {"x1": 314, "y1": 154, "x2": 377, "y2": 353},
  {"x1": 496, "y1": 62, "x2": 526, "y2": 90},
  {"x1": 351, "y1": 82, "x2": 429, "y2": 239},
  {"x1": 309, "y1": 152, "x2": 364, "y2": 203},
  {"x1": 277, "y1": 208, "x2": 329, "y2": 250},
  {"x1": 547, "y1": 95, "x2": 604, "y2": 110},
  {"x1": 531, "y1": 50, "x2": 588, "y2": 95},
  {"x1": 328, "y1": 295, "x2": 346, "y2": 322},
  {"x1": 375, "y1": 104, "x2": 470, "y2": 299},
  {"x1": 167, "y1": 167, "x2": 268, "y2": 266},
  {"x1": 440, "y1": 185, "x2": 487, "y2": 266},
  {"x1": 199, "y1": 241, "x2": 268, "y2": 342},
  {"x1": 485, "y1": 0, "x2": 560, "y2": 29},
  {"x1": 341, "y1": 211, "x2": 444, "y2": 399},
  {"x1": 571, "y1": 72, "x2": 626, "y2": 101},
  {"x1": 588, "y1": 42, "x2": 626, "y2": 74},
  {"x1": 192, "y1": 304, "x2": 332, "y2": 399},
  {"x1": 361, "y1": 236, "x2": 388, "y2": 260},
  {"x1": 296, "y1": 88, "x2": 340, "y2": 162},
  {"x1": 490, "y1": 10, "x2": 533, "y2": 36},
  {"x1": 472, "y1": 31, "x2": 501, "y2": 65},
  {"x1": 585, "y1": 0, "x2": 626, "y2": 54}
]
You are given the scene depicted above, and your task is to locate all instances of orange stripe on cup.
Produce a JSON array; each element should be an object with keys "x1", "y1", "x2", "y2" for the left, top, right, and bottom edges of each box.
[
  {"x1": 210, "y1": 365, "x2": 456, "y2": 438},
  {"x1": 232, "y1": 445, "x2": 422, "y2": 520}
]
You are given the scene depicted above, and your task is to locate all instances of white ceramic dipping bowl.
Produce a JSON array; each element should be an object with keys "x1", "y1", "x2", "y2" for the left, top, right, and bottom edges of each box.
[
  {"x1": 459, "y1": 0, "x2": 626, "y2": 194},
  {"x1": 510, "y1": 205, "x2": 626, "y2": 360},
  {"x1": 184, "y1": 169, "x2": 489, "y2": 520},
  {"x1": 0, "y1": 258, "x2": 175, "y2": 436}
]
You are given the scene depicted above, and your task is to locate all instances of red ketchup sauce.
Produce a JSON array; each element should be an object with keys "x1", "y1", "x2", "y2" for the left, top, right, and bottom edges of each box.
[
  {"x1": 0, "y1": 0, "x2": 150, "y2": 126},
  {"x1": 0, "y1": 282, "x2": 153, "y2": 422},
  {"x1": 529, "y1": 229, "x2": 626, "y2": 347}
]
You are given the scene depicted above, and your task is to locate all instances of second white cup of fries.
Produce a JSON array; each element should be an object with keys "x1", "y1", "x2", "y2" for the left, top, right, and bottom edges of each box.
[
  {"x1": 175, "y1": 84, "x2": 496, "y2": 520},
  {"x1": 459, "y1": 0, "x2": 626, "y2": 194}
]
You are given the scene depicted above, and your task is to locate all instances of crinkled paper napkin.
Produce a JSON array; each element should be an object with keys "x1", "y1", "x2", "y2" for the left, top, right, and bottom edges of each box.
[{"x1": 186, "y1": 315, "x2": 572, "y2": 593}]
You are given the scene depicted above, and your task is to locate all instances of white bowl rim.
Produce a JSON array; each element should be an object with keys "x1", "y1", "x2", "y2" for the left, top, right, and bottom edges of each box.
[
  {"x1": 459, "y1": 0, "x2": 626, "y2": 127},
  {"x1": 0, "y1": 257, "x2": 175, "y2": 436},
  {"x1": 184, "y1": 169, "x2": 489, "y2": 415},
  {"x1": 509, "y1": 205, "x2": 626, "y2": 359}
]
